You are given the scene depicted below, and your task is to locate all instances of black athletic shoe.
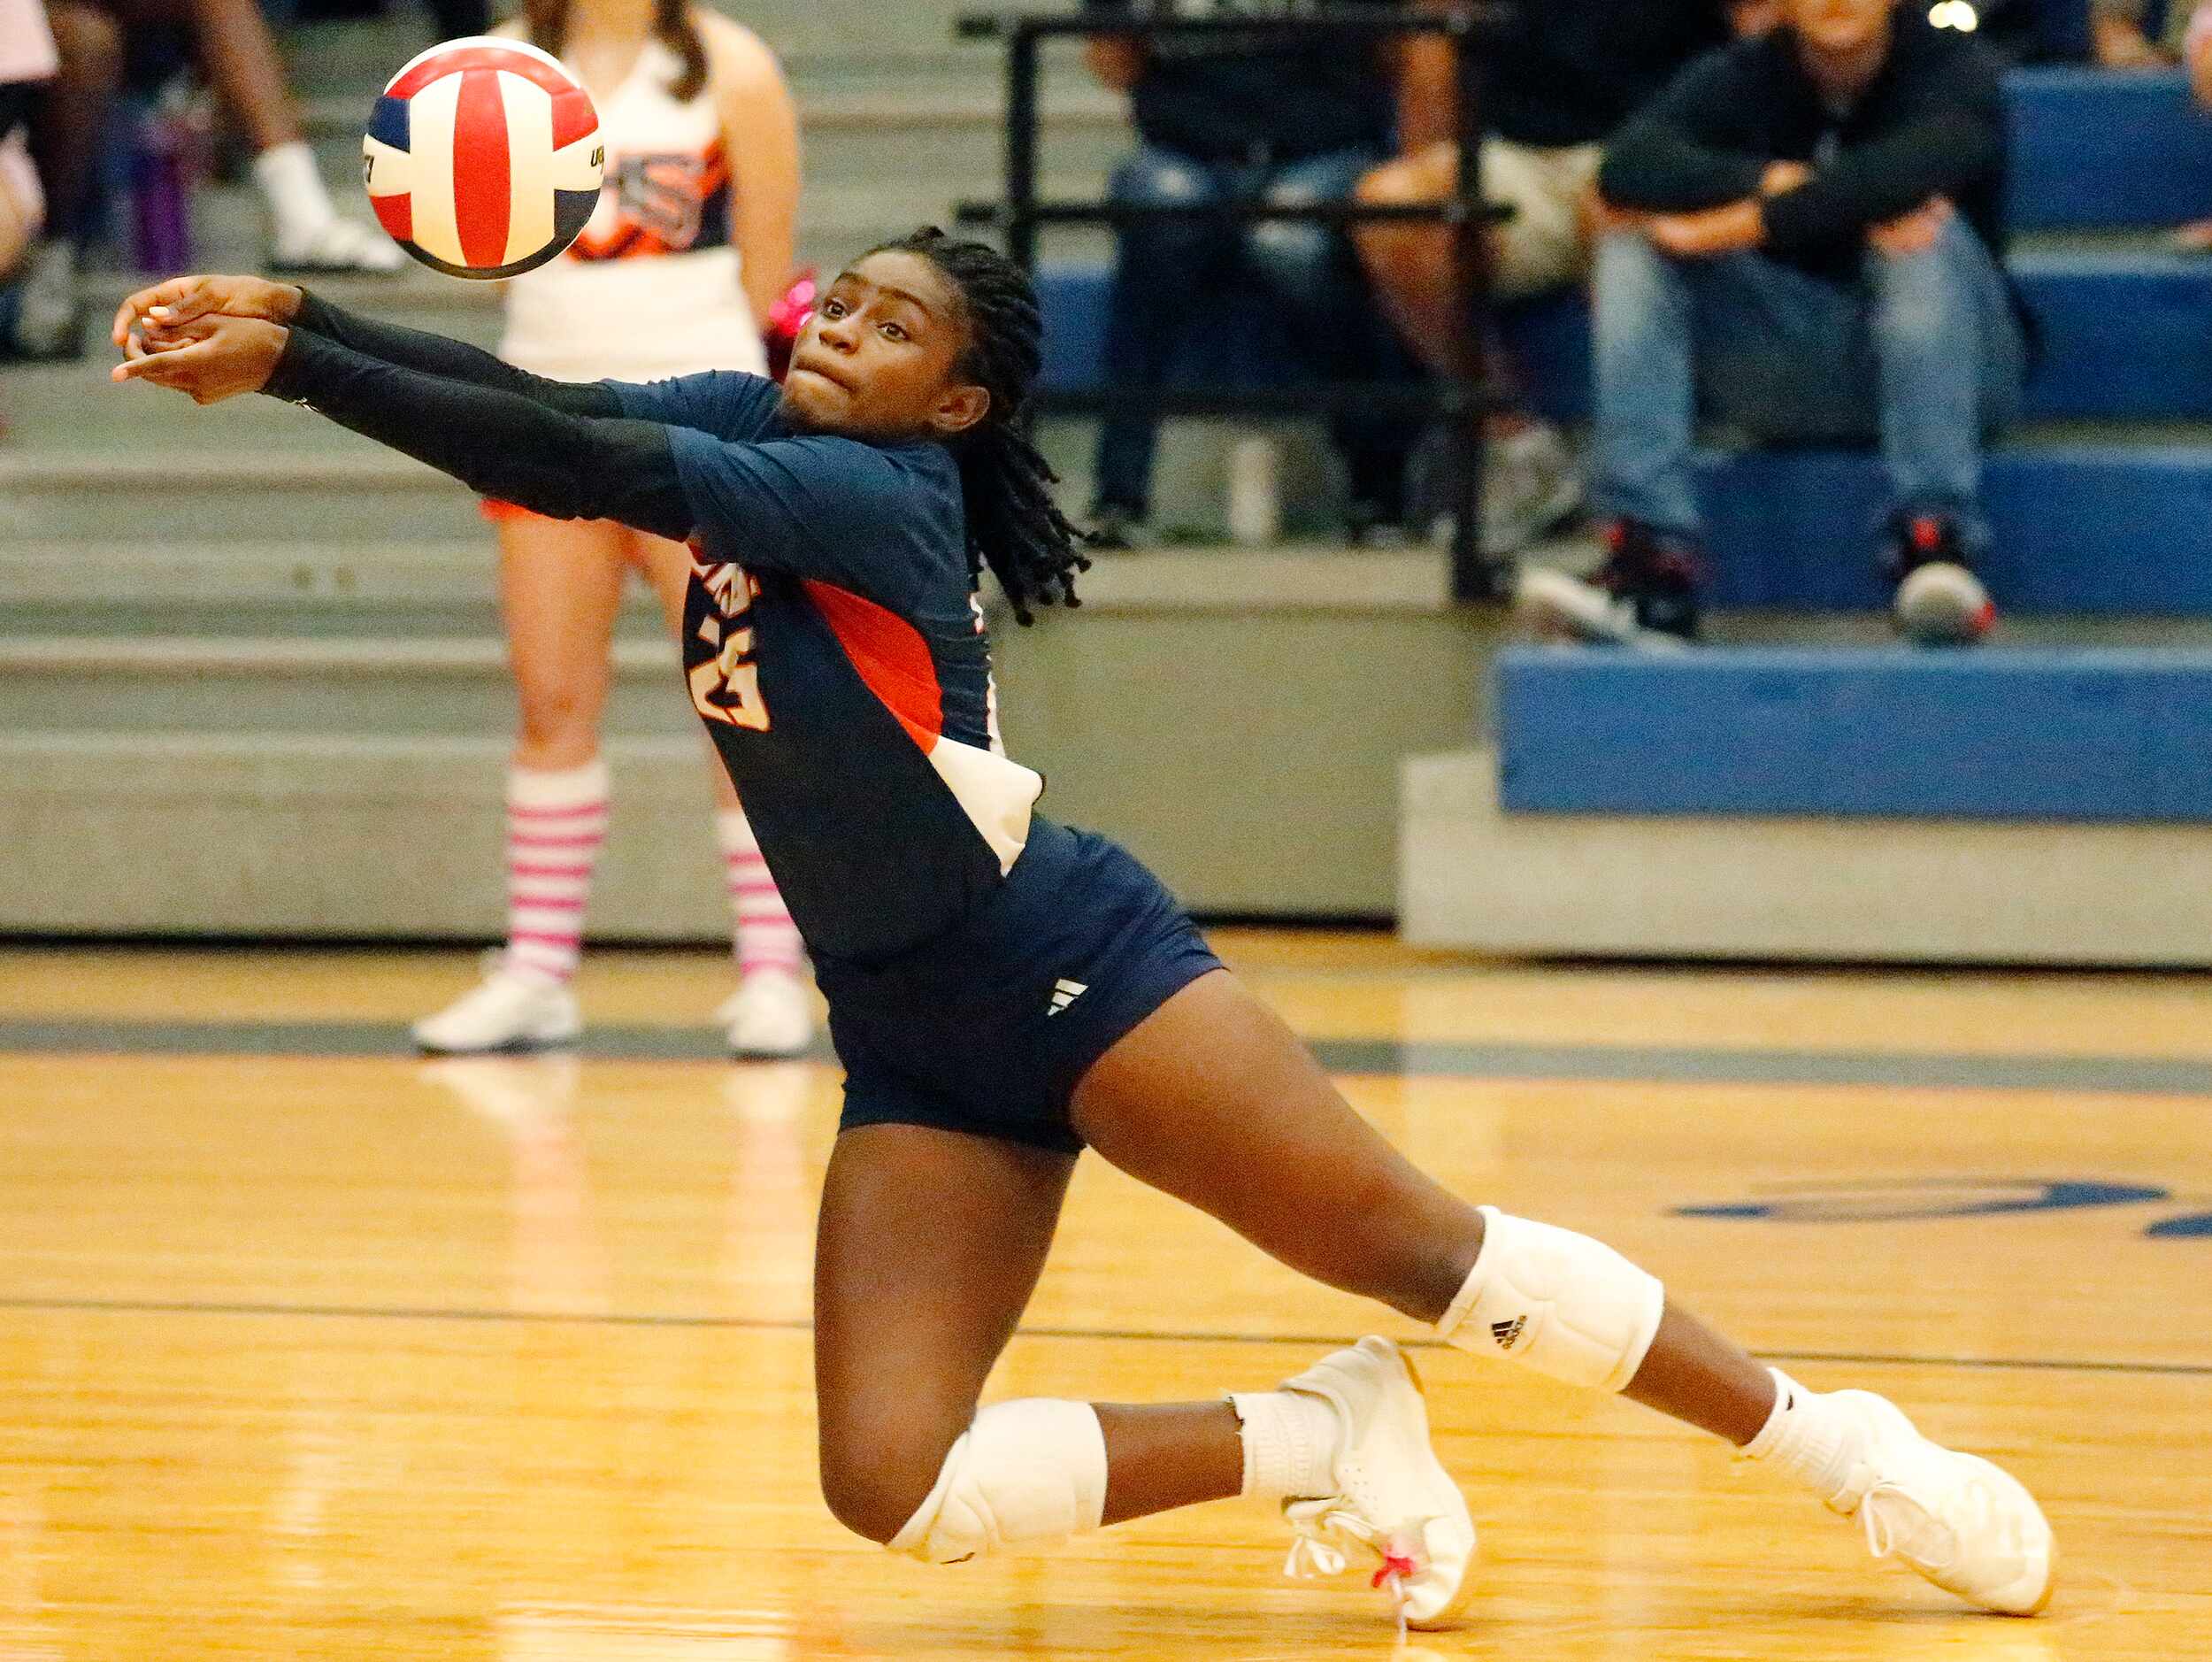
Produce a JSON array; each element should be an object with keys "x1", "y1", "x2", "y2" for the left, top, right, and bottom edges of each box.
[
  {"x1": 1517, "y1": 519, "x2": 1705, "y2": 647},
  {"x1": 1088, "y1": 502, "x2": 1144, "y2": 551}
]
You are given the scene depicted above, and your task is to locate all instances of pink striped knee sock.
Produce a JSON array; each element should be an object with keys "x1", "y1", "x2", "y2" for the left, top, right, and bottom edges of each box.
[
  {"x1": 717, "y1": 808, "x2": 803, "y2": 978},
  {"x1": 504, "y1": 759, "x2": 611, "y2": 984}
]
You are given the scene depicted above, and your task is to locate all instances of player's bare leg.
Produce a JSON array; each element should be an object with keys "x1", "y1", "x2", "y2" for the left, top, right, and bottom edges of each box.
[
  {"x1": 812, "y1": 1124, "x2": 1077, "y2": 1545},
  {"x1": 1066, "y1": 969, "x2": 2055, "y2": 1617},
  {"x1": 812, "y1": 1123, "x2": 1245, "y2": 1542},
  {"x1": 815, "y1": 1122, "x2": 1471, "y2": 1629}
]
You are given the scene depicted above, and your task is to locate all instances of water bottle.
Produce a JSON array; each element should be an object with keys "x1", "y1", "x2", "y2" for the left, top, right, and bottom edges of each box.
[
  {"x1": 1226, "y1": 435, "x2": 1282, "y2": 545},
  {"x1": 132, "y1": 85, "x2": 205, "y2": 271}
]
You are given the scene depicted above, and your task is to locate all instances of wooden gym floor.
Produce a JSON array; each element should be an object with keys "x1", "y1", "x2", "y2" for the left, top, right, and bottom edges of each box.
[{"x1": 0, "y1": 935, "x2": 2207, "y2": 1659}]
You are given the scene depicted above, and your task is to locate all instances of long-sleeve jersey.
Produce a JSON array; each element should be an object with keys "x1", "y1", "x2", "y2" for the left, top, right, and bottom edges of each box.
[{"x1": 266, "y1": 295, "x2": 1042, "y2": 964}]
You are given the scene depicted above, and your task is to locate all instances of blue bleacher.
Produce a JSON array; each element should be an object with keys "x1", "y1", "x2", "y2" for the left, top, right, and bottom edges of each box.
[
  {"x1": 1495, "y1": 647, "x2": 2212, "y2": 822},
  {"x1": 2006, "y1": 67, "x2": 2212, "y2": 230},
  {"x1": 1694, "y1": 446, "x2": 2212, "y2": 615},
  {"x1": 1037, "y1": 66, "x2": 2212, "y2": 623},
  {"x1": 1502, "y1": 246, "x2": 2212, "y2": 428},
  {"x1": 1046, "y1": 250, "x2": 2212, "y2": 428}
]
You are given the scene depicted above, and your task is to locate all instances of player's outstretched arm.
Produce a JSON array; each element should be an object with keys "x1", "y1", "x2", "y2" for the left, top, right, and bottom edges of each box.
[
  {"x1": 114, "y1": 275, "x2": 626, "y2": 420},
  {"x1": 115, "y1": 316, "x2": 694, "y2": 540},
  {"x1": 289, "y1": 290, "x2": 626, "y2": 419}
]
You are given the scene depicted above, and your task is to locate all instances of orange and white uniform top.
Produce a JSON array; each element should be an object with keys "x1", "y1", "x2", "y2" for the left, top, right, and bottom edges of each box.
[
  {"x1": 0, "y1": 0, "x2": 57, "y2": 85},
  {"x1": 0, "y1": 0, "x2": 56, "y2": 235},
  {"x1": 498, "y1": 36, "x2": 765, "y2": 382}
]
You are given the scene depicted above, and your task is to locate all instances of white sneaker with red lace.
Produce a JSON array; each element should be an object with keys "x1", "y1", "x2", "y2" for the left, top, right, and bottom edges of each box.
[
  {"x1": 1825, "y1": 1389, "x2": 2055, "y2": 1615},
  {"x1": 1274, "y1": 1336, "x2": 1477, "y2": 1630}
]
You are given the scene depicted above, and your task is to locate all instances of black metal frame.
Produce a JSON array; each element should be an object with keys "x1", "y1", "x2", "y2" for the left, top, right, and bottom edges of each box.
[{"x1": 954, "y1": 4, "x2": 1513, "y2": 601}]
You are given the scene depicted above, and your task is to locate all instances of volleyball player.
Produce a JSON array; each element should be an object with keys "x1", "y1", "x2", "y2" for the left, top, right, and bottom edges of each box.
[
  {"x1": 415, "y1": 0, "x2": 810, "y2": 1057},
  {"x1": 113, "y1": 238, "x2": 2054, "y2": 1627}
]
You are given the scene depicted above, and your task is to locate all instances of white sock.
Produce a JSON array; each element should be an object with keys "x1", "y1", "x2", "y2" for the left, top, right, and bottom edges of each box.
[
  {"x1": 253, "y1": 141, "x2": 335, "y2": 241},
  {"x1": 1226, "y1": 1390, "x2": 1341, "y2": 1502},
  {"x1": 1741, "y1": 1368, "x2": 1862, "y2": 1505}
]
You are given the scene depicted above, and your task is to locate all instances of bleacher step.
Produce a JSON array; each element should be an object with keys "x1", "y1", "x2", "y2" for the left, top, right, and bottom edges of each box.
[
  {"x1": 2007, "y1": 67, "x2": 2212, "y2": 232},
  {"x1": 1694, "y1": 444, "x2": 2212, "y2": 616},
  {"x1": 0, "y1": 450, "x2": 480, "y2": 543},
  {"x1": 1491, "y1": 250, "x2": 2212, "y2": 427},
  {"x1": 1040, "y1": 250, "x2": 2212, "y2": 427},
  {"x1": 1401, "y1": 749, "x2": 2212, "y2": 966},
  {"x1": 1494, "y1": 645, "x2": 2212, "y2": 822},
  {"x1": 0, "y1": 540, "x2": 495, "y2": 605}
]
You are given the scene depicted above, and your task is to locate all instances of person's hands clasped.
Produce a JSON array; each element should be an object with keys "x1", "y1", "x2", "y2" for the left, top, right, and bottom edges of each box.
[
  {"x1": 111, "y1": 312, "x2": 292, "y2": 404},
  {"x1": 111, "y1": 273, "x2": 304, "y2": 353}
]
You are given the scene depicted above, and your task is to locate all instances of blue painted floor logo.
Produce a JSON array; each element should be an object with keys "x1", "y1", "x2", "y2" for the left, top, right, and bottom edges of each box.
[{"x1": 1674, "y1": 1178, "x2": 2211, "y2": 1236}]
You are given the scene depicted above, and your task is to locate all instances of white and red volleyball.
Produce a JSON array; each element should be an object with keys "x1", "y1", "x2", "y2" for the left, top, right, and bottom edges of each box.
[{"x1": 363, "y1": 36, "x2": 603, "y2": 280}]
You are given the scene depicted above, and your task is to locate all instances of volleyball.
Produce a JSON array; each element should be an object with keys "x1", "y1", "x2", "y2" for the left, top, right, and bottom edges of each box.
[{"x1": 363, "y1": 36, "x2": 603, "y2": 280}]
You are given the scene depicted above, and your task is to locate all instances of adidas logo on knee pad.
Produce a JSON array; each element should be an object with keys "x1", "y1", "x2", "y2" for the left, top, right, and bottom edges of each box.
[{"x1": 1439, "y1": 1208, "x2": 1666, "y2": 1393}]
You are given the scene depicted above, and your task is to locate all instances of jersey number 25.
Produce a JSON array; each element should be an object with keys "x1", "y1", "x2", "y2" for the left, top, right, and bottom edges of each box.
[{"x1": 690, "y1": 619, "x2": 771, "y2": 732}]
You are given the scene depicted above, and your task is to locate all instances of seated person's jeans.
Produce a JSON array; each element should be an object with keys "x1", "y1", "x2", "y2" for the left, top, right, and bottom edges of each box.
[
  {"x1": 1093, "y1": 142, "x2": 1408, "y2": 518},
  {"x1": 1590, "y1": 216, "x2": 2027, "y2": 552}
]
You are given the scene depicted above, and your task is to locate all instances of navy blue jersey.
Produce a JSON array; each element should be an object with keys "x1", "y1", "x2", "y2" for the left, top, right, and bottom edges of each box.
[{"x1": 610, "y1": 371, "x2": 1044, "y2": 964}]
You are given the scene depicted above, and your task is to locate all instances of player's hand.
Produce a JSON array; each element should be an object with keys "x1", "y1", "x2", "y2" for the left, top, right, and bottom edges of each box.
[
  {"x1": 111, "y1": 313, "x2": 290, "y2": 405},
  {"x1": 110, "y1": 273, "x2": 303, "y2": 351},
  {"x1": 1868, "y1": 196, "x2": 1952, "y2": 258}
]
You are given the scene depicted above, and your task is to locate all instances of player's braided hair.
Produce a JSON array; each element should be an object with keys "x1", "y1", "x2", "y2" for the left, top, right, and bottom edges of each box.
[{"x1": 871, "y1": 228, "x2": 1090, "y2": 625}]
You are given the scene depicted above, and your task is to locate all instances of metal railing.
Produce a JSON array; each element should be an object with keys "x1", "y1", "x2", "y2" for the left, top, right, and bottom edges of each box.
[{"x1": 953, "y1": 4, "x2": 1515, "y2": 601}]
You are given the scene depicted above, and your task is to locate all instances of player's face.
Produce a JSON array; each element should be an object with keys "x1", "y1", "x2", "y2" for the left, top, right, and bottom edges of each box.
[
  {"x1": 1782, "y1": 0, "x2": 1894, "y2": 55},
  {"x1": 779, "y1": 251, "x2": 991, "y2": 443}
]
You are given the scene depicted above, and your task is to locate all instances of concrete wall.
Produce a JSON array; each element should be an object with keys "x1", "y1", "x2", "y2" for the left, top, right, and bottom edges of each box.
[
  {"x1": 0, "y1": 555, "x2": 1488, "y2": 938},
  {"x1": 1402, "y1": 750, "x2": 2212, "y2": 966}
]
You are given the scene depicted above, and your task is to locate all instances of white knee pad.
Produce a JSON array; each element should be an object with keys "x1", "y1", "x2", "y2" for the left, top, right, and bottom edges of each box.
[
  {"x1": 887, "y1": 1398, "x2": 1108, "y2": 1566},
  {"x1": 1437, "y1": 1207, "x2": 1666, "y2": 1393}
]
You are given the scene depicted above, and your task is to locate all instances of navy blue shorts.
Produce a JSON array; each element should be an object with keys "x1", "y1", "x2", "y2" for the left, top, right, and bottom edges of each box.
[{"x1": 814, "y1": 818, "x2": 1224, "y2": 1154}]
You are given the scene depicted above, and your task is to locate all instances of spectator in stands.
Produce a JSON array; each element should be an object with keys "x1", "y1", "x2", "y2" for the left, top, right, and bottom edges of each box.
[
  {"x1": 2093, "y1": 0, "x2": 2185, "y2": 65},
  {"x1": 96, "y1": 0, "x2": 404, "y2": 297},
  {"x1": 2175, "y1": 3, "x2": 2212, "y2": 244},
  {"x1": 1521, "y1": 0, "x2": 2022, "y2": 649},
  {"x1": 8, "y1": 0, "x2": 118, "y2": 358},
  {"x1": 0, "y1": 115, "x2": 36, "y2": 279},
  {"x1": 2085, "y1": 2, "x2": 2212, "y2": 247},
  {"x1": 0, "y1": 0, "x2": 50, "y2": 234},
  {"x1": 1081, "y1": 0, "x2": 1417, "y2": 546},
  {"x1": 1352, "y1": 0, "x2": 1742, "y2": 555},
  {"x1": 0, "y1": 0, "x2": 56, "y2": 380}
]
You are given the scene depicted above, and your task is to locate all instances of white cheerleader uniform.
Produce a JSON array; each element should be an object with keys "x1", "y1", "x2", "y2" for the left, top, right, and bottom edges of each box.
[{"x1": 498, "y1": 35, "x2": 766, "y2": 384}]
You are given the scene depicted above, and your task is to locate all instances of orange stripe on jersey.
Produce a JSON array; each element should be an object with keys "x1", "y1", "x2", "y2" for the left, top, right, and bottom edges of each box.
[{"x1": 803, "y1": 580, "x2": 945, "y2": 750}]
